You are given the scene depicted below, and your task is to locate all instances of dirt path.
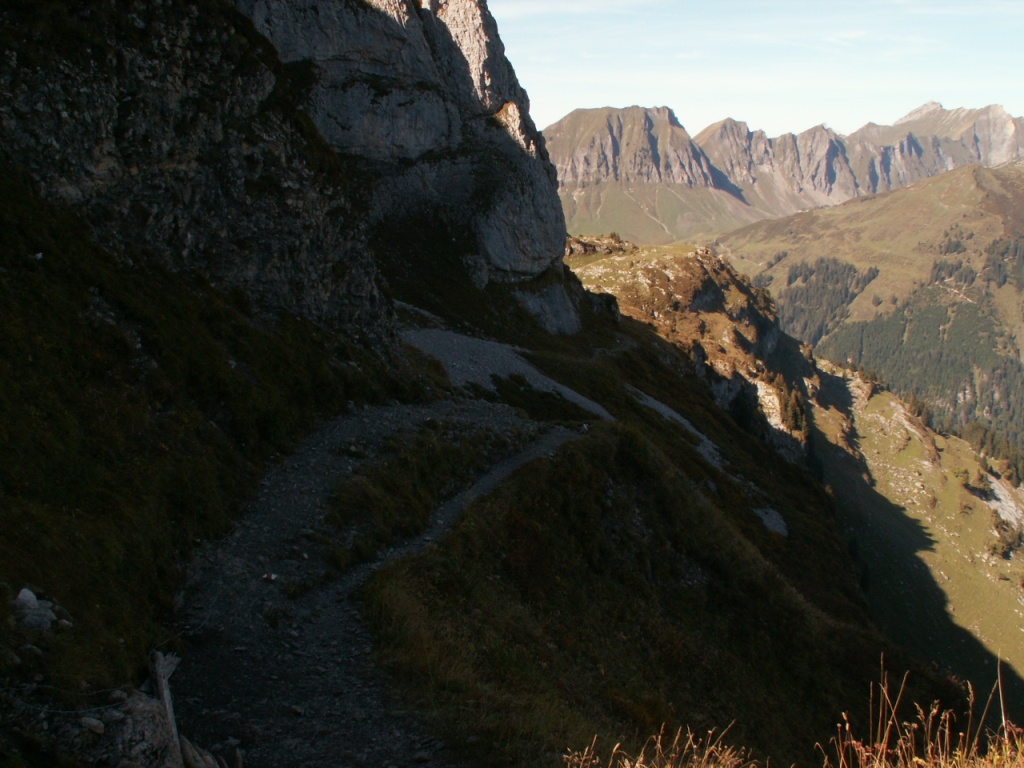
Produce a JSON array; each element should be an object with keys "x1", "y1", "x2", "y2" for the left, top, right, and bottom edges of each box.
[{"x1": 173, "y1": 397, "x2": 577, "y2": 767}]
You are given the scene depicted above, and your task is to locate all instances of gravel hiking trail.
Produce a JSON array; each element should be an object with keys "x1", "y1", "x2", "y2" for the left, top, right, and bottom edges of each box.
[{"x1": 173, "y1": 395, "x2": 579, "y2": 768}]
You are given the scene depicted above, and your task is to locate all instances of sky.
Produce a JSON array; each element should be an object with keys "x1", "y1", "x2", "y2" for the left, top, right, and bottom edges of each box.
[{"x1": 486, "y1": 0, "x2": 1024, "y2": 138}]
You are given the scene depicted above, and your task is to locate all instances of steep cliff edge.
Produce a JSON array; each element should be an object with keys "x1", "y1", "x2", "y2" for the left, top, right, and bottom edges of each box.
[
  {"x1": 0, "y1": 0, "x2": 570, "y2": 336},
  {"x1": 545, "y1": 106, "x2": 720, "y2": 188},
  {"x1": 566, "y1": 236, "x2": 1024, "y2": 733},
  {"x1": 696, "y1": 119, "x2": 859, "y2": 208},
  {"x1": 566, "y1": 236, "x2": 812, "y2": 461}
]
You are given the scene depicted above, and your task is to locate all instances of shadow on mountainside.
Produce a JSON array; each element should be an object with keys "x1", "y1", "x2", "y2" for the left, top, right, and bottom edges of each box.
[
  {"x1": 171, "y1": 4, "x2": 580, "y2": 767},
  {"x1": 810, "y1": 369, "x2": 1024, "y2": 726},
  {"x1": 173, "y1": 399, "x2": 578, "y2": 768}
]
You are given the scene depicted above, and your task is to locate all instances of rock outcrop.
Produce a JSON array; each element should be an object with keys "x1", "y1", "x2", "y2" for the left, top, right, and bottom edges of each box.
[
  {"x1": 567, "y1": 237, "x2": 811, "y2": 461},
  {"x1": 0, "y1": 0, "x2": 571, "y2": 338},
  {"x1": 0, "y1": 3, "x2": 388, "y2": 336},
  {"x1": 696, "y1": 119, "x2": 859, "y2": 209},
  {"x1": 236, "y1": 0, "x2": 567, "y2": 284},
  {"x1": 845, "y1": 103, "x2": 1024, "y2": 194}
]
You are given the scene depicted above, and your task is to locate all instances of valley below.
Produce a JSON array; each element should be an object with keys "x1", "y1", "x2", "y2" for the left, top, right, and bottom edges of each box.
[{"x1": 566, "y1": 236, "x2": 1024, "y2": 729}]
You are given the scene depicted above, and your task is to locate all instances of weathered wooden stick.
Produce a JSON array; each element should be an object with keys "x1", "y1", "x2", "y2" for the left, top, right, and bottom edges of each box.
[{"x1": 150, "y1": 651, "x2": 184, "y2": 768}]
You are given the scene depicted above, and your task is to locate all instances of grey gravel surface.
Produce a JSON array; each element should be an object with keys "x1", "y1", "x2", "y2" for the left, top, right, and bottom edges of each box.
[
  {"x1": 403, "y1": 328, "x2": 614, "y2": 421},
  {"x1": 173, "y1": 397, "x2": 578, "y2": 768}
]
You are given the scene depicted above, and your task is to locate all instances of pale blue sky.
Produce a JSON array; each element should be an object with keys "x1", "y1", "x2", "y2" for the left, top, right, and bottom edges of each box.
[{"x1": 487, "y1": 0, "x2": 1024, "y2": 137}]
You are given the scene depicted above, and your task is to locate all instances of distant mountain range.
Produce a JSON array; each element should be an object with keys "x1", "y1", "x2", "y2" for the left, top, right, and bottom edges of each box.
[{"x1": 545, "y1": 102, "x2": 1024, "y2": 242}]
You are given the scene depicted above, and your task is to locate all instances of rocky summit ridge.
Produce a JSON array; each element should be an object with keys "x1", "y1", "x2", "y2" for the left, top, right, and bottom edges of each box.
[
  {"x1": 546, "y1": 102, "x2": 1024, "y2": 243},
  {"x1": 549, "y1": 106, "x2": 720, "y2": 188}
]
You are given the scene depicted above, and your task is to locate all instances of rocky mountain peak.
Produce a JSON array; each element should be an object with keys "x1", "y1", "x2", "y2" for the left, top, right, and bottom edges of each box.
[
  {"x1": 546, "y1": 102, "x2": 1024, "y2": 243},
  {"x1": 545, "y1": 105, "x2": 719, "y2": 189},
  {"x1": 895, "y1": 100, "x2": 945, "y2": 124},
  {"x1": 649, "y1": 105, "x2": 684, "y2": 127},
  {"x1": 696, "y1": 117, "x2": 751, "y2": 141},
  {"x1": 430, "y1": 0, "x2": 532, "y2": 116}
]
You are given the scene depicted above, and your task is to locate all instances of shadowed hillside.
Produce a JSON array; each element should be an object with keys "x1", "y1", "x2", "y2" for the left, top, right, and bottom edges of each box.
[
  {"x1": 567, "y1": 236, "x2": 1024, "y2": 736},
  {"x1": 0, "y1": 2, "x2": 995, "y2": 767}
]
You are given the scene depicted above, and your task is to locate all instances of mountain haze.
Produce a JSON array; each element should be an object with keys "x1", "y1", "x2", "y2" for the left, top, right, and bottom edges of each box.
[{"x1": 546, "y1": 102, "x2": 1024, "y2": 243}]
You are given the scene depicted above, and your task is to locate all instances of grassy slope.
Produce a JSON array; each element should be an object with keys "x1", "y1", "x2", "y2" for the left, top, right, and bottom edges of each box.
[
  {"x1": 360, "y1": 294, "x2": 956, "y2": 767},
  {"x1": 561, "y1": 185, "x2": 765, "y2": 245},
  {"x1": 0, "y1": 167, "x2": 418, "y2": 693},
  {"x1": 717, "y1": 166, "x2": 1010, "y2": 321},
  {"x1": 717, "y1": 163, "x2": 1024, "y2": 474},
  {"x1": 561, "y1": 238, "x2": 1024, "y2": 741},
  {"x1": 809, "y1": 368, "x2": 1024, "y2": 717}
]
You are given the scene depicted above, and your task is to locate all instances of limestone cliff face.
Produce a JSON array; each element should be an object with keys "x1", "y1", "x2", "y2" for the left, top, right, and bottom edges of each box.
[
  {"x1": 0, "y1": 0, "x2": 569, "y2": 339},
  {"x1": 236, "y1": 0, "x2": 567, "y2": 283},
  {"x1": 697, "y1": 120, "x2": 859, "y2": 209},
  {"x1": 847, "y1": 103, "x2": 1024, "y2": 194},
  {"x1": 0, "y1": 3, "x2": 388, "y2": 337},
  {"x1": 692, "y1": 118, "x2": 770, "y2": 187},
  {"x1": 696, "y1": 102, "x2": 1024, "y2": 211},
  {"x1": 545, "y1": 106, "x2": 719, "y2": 188}
]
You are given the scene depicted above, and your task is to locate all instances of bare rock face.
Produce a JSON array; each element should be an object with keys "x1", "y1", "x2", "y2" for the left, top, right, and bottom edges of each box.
[
  {"x1": 236, "y1": 0, "x2": 460, "y2": 161},
  {"x1": 2, "y1": 0, "x2": 572, "y2": 337},
  {"x1": 513, "y1": 283, "x2": 582, "y2": 335},
  {"x1": 697, "y1": 120, "x2": 859, "y2": 209},
  {"x1": 0, "y1": 4, "x2": 388, "y2": 338},
  {"x1": 546, "y1": 106, "x2": 719, "y2": 188},
  {"x1": 237, "y1": 0, "x2": 567, "y2": 284},
  {"x1": 693, "y1": 118, "x2": 769, "y2": 187},
  {"x1": 847, "y1": 104, "x2": 1024, "y2": 194}
]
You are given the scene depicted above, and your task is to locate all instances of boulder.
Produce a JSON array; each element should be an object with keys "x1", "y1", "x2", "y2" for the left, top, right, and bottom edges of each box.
[{"x1": 13, "y1": 588, "x2": 58, "y2": 631}]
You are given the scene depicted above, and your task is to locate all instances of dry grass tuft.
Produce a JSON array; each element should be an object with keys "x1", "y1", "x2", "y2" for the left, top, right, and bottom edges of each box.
[
  {"x1": 568, "y1": 670, "x2": 1024, "y2": 768},
  {"x1": 565, "y1": 727, "x2": 755, "y2": 768},
  {"x1": 823, "y1": 668, "x2": 1023, "y2": 768}
]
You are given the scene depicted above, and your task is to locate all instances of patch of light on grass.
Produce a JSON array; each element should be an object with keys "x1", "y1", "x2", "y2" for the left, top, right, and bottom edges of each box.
[{"x1": 626, "y1": 386, "x2": 727, "y2": 471}]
